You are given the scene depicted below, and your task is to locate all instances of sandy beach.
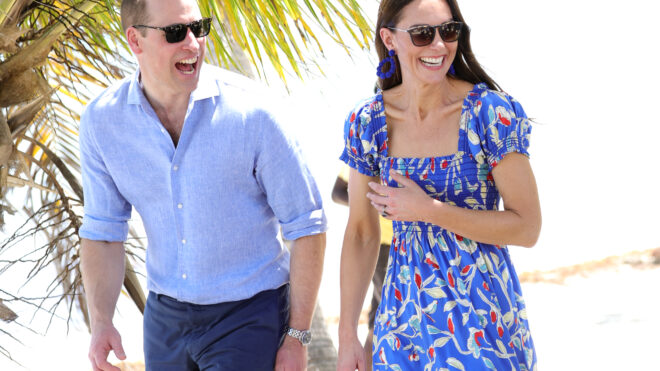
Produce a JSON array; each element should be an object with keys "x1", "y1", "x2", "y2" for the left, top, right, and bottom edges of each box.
[
  {"x1": 104, "y1": 249, "x2": 660, "y2": 371},
  {"x1": 320, "y1": 249, "x2": 660, "y2": 371}
]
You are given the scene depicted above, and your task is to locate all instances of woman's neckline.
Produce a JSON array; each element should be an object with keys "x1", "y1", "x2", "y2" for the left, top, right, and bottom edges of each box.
[{"x1": 376, "y1": 82, "x2": 483, "y2": 161}]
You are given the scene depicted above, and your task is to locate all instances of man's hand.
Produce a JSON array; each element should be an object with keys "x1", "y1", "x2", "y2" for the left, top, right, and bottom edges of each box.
[
  {"x1": 275, "y1": 336, "x2": 307, "y2": 371},
  {"x1": 88, "y1": 322, "x2": 126, "y2": 371}
]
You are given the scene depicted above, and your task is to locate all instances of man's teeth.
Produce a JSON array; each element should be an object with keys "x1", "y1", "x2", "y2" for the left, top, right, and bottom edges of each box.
[
  {"x1": 420, "y1": 56, "x2": 444, "y2": 66},
  {"x1": 179, "y1": 56, "x2": 198, "y2": 64},
  {"x1": 177, "y1": 56, "x2": 197, "y2": 74}
]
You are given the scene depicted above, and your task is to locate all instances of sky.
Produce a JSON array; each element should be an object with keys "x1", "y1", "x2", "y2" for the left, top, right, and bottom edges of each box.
[{"x1": 2, "y1": 0, "x2": 660, "y2": 369}]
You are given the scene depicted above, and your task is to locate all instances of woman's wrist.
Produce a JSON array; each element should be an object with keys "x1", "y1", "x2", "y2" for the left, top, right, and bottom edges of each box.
[
  {"x1": 338, "y1": 320, "x2": 360, "y2": 342},
  {"x1": 421, "y1": 198, "x2": 445, "y2": 224}
]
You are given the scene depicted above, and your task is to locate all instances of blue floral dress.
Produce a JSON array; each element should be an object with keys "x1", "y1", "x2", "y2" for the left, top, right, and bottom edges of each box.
[{"x1": 340, "y1": 83, "x2": 537, "y2": 371}]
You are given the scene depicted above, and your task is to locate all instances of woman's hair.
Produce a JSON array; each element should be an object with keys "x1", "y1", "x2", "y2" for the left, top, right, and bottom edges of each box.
[{"x1": 375, "y1": 0, "x2": 500, "y2": 91}]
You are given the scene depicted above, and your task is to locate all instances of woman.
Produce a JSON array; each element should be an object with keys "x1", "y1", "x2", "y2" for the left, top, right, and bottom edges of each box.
[{"x1": 337, "y1": 0, "x2": 541, "y2": 370}]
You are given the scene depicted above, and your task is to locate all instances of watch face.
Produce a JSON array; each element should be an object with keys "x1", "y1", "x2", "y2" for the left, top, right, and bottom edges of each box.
[{"x1": 301, "y1": 331, "x2": 312, "y2": 345}]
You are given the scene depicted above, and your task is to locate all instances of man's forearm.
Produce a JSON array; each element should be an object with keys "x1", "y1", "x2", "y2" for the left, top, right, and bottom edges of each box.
[
  {"x1": 287, "y1": 233, "x2": 326, "y2": 330},
  {"x1": 80, "y1": 238, "x2": 126, "y2": 327}
]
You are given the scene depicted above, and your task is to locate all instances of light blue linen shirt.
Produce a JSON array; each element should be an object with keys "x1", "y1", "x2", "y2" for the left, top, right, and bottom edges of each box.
[{"x1": 79, "y1": 64, "x2": 327, "y2": 304}]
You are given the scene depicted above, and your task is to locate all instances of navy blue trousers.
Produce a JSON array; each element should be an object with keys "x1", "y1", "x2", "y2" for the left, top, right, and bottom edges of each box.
[{"x1": 143, "y1": 284, "x2": 289, "y2": 371}]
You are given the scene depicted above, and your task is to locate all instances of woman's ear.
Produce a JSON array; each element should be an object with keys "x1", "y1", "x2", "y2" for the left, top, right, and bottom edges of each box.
[
  {"x1": 379, "y1": 27, "x2": 396, "y2": 50},
  {"x1": 126, "y1": 27, "x2": 143, "y2": 55}
]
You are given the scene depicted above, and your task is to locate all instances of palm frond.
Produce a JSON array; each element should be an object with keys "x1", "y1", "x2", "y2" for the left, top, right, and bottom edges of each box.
[{"x1": 201, "y1": 0, "x2": 372, "y2": 83}]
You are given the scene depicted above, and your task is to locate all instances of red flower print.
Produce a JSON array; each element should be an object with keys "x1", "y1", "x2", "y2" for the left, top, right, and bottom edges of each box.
[
  {"x1": 456, "y1": 234, "x2": 464, "y2": 242},
  {"x1": 461, "y1": 265, "x2": 471, "y2": 275},
  {"x1": 498, "y1": 326, "x2": 504, "y2": 338},
  {"x1": 448, "y1": 316, "x2": 454, "y2": 334},
  {"x1": 490, "y1": 310, "x2": 497, "y2": 323},
  {"x1": 415, "y1": 272, "x2": 422, "y2": 289},
  {"x1": 441, "y1": 160, "x2": 448, "y2": 169},
  {"x1": 447, "y1": 271, "x2": 455, "y2": 288},
  {"x1": 425, "y1": 254, "x2": 440, "y2": 270},
  {"x1": 483, "y1": 282, "x2": 490, "y2": 291},
  {"x1": 498, "y1": 112, "x2": 511, "y2": 126},
  {"x1": 474, "y1": 330, "x2": 484, "y2": 346},
  {"x1": 395, "y1": 288, "x2": 402, "y2": 302},
  {"x1": 379, "y1": 347, "x2": 387, "y2": 363},
  {"x1": 431, "y1": 158, "x2": 435, "y2": 172},
  {"x1": 350, "y1": 112, "x2": 356, "y2": 123}
]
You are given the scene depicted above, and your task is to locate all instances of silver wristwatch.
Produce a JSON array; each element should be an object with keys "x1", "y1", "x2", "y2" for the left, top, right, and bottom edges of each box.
[{"x1": 286, "y1": 326, "x2": 312, "y2": 346}]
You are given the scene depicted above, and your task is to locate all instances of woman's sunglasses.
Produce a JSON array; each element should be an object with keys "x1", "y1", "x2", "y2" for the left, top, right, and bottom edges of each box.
[
  {"x1": 133, "y1": 18, "x2": 212, "y2": 44},
  {"x1": 388, "y1": 21, "x2": 463, "y2": 47}
]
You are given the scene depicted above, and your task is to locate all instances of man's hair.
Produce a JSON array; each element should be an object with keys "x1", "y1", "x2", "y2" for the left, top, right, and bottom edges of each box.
[{"x1": 120, "y1": 0, "x2": 150, "y2": 32}]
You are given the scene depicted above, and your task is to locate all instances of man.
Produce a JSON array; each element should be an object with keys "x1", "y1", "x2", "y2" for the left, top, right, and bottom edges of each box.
[{"x1": 79, "y1": 0, "x2": 327, "y2": 370}]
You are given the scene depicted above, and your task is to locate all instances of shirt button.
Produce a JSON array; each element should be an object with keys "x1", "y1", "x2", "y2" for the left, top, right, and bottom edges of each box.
[
  {"x1": 182, "y1": 239, "x2": 187, "y2": 244},
  {"x1": 177, "y1": 203, "x2": 183, "y2": 209},
  {"x1": 182, "y1": 274, "x2": 187, "y2": 279},
  {"x1": 173, "y1": 165, "x2": 179, "y2": 171}
]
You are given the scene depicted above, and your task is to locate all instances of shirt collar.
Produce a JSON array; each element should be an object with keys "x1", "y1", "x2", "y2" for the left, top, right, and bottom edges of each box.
[{"x1": 126, "y1": 64, "x2": 220, "y2": 106}]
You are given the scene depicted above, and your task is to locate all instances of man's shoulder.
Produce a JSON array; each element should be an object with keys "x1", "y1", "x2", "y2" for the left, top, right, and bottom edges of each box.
[
  {"x1": 82, "y1": 73, "x2": 134, "y2": 119},
  {"x1": 202, "y1": 65, "x2": 285, "y2": 117},
  {"x1": 202, "y1": 65, "x2": 265, "y2": 95}
]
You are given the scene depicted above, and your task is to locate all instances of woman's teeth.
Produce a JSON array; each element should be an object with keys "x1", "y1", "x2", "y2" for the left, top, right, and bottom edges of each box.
[{"x1": 420, "y1": 56, "x2": 444, "y2": 66}]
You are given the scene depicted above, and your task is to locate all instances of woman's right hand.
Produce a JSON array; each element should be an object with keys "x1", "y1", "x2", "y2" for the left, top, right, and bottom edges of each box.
[{"x1": 337, "y1": 334, "x2": 367, "y2": 371}]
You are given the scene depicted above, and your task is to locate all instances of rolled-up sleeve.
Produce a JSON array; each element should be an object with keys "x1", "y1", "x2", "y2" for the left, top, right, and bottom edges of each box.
[
  {"x1": 251, "y1": 104, "x2": 327, "y2": 241},
  {"x1": 78, "y1": 109, "x2": 131, "y2": 242}
]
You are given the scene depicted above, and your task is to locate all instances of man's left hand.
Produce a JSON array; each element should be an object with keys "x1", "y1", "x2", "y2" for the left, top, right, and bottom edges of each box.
[{"x1": 275, "y1": 336, "x2": 307, "y2": 371}]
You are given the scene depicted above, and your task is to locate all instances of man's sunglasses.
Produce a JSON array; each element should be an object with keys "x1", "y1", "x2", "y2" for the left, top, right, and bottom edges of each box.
[
  {"x1": 388, "y1": 21, "x2": 463, "y2": 47},
  {"x1": 133, "y1": 18, "x2": 212, "y2": 43}
]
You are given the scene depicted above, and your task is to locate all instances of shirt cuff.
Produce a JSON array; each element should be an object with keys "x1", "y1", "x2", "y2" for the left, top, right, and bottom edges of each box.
[
  {"x1": 79, "y1": 214, "x2": 129, "y2": 242},
  {"x1": 281, "y1": 209, "x2": 328, "y2": 241}
]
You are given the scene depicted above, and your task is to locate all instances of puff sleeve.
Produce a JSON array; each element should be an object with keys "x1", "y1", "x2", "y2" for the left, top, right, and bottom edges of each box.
[
  {"x1": 467, "y1": 90, "x2": 532, "y2": 169},
  {"x1": 339, "y1": 96, "x2": 386, "y2": 177}
]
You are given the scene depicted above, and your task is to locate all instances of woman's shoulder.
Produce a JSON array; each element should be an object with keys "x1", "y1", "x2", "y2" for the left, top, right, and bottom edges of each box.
[
  {"x1": 346, "y1": 92, "x2": 385, "y2": 124},
  {"x1": 466, "y1": 83, "x2": 524, "y2": 115}
]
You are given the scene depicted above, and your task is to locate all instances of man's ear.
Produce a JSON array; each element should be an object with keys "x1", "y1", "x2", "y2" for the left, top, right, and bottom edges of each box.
[{"x1": 126, "y1": 27, "x2": 143, "y2": 55}]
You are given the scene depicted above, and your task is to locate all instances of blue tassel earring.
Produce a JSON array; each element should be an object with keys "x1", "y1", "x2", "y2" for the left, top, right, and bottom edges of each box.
[
  {"x1": 449, "y1": 64, "x2": 456, "y2": 75},
  {"x1": 376, "y1": 50, "x2": 397, "y2": 79}
]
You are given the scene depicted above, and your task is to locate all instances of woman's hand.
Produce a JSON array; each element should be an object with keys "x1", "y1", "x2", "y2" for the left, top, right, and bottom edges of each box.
[
  {"x1": 336, "y1": 334, "x2": 367, "y2": 371},
  {"x1": 366, "y1": 171, "x2": 436, "y2": 222}
]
